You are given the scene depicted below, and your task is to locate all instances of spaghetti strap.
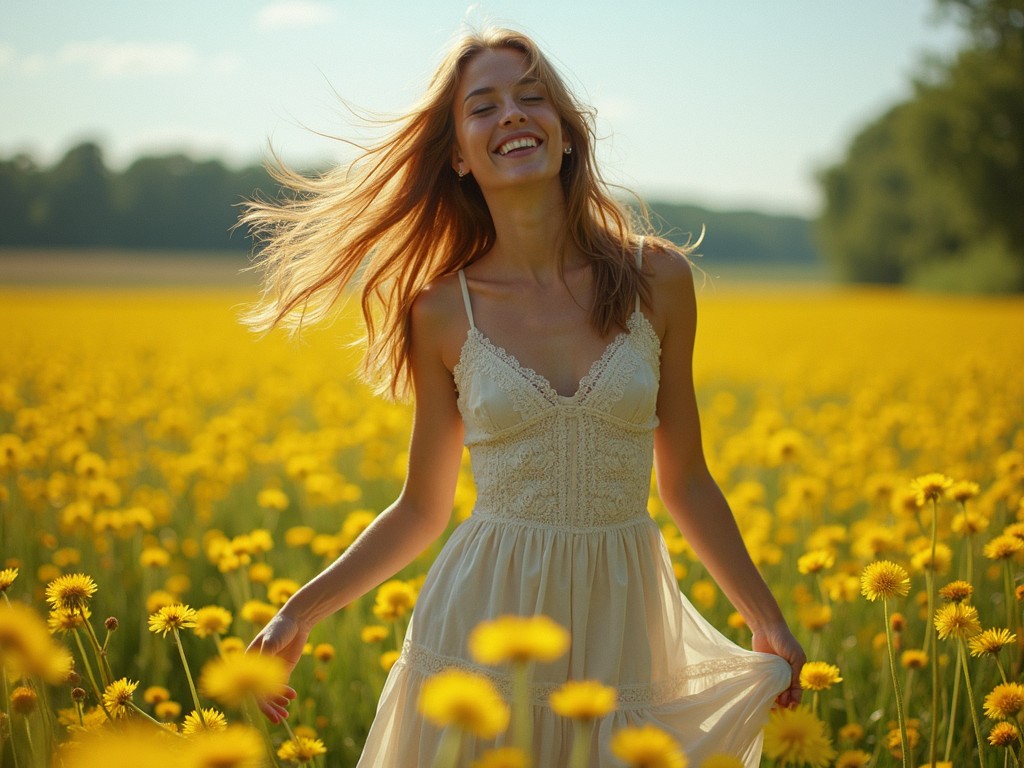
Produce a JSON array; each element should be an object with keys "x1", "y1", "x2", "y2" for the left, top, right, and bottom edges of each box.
[
  {"x1": 457, "y1": 269, "x2": 476, "y2": 330},
  {"x1": 635, "y1": 236, "x2": 645, "y2": 314}
]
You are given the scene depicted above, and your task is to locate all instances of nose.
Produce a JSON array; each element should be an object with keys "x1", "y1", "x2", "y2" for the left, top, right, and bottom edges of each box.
[{"x1": 499, "y1": 98, "x2": 527, "y2": 126}]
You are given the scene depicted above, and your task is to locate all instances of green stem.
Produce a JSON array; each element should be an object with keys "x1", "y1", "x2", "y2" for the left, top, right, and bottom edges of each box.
[
  {"x1": 127, "y1": 700, "x2": 183, "y2": 734},
  {"x1": 172, "y1": 628, "x2": 203, "y2": 714},
  {"x1": 79, "y1": 609, "x2": 112, "y2": 686},
  {"x1": 72, "y1": 628, "x2": 111, "y2": 720},
  {"x1": 944, "y1": 649, "x2": 962, "y2": 761},
  {"x1": 1005, "y1": 562, "x2": 1018, "y2": 639},
  {"x1": 568, "y1": 719, "x2": 593, "y2": 768},
  {"x1": 431, "y1": 727, "x2": 464, "y2": 768},
  {"x1": 928, "y1": 496, "x2": 939, "y2": 768},
  {"x1": 512, "y1": 662, "x2": 533, "y2": 765},
  {"x1": 2, "y1": 670, "x2": 24, "y2": 768},
  {"x1": 996, "y1": 656, "x2": 1009, "y2": 685},
  {"x1": 885, "y1": 599, "x2": 911, "y2": 768},
  {"x1": 958, "y1": 641, "x2": 986, "y2": 768}
]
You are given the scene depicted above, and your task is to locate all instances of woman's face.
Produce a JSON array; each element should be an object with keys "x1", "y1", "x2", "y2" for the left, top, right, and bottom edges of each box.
[{"x1": 452, "y1": 47, "x2": 568, "y2": 194}]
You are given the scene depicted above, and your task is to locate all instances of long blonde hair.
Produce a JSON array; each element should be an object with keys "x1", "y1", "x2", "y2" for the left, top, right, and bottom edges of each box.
[{"x1": 241, "y1": 27, "x2": 675, "y2": 400}]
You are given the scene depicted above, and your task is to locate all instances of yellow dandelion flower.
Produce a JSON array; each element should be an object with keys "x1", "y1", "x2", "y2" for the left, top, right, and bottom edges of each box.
[
  {"x1": 143, "y1": 685, "x2": 171, "y2": 705},
  {"x1": 763, "y1": 707, "x2": 837, "y2": 768},
  {"x1": 0, "y1": 567, "x2": 18, "y2": 592},
  {"x1": 277, "y1": 736, "x2": 327, "y2": 763},
  {"x1": 47, "y1": 605, "x2": 90, "y2": 634},
  {"x1": 968, "y1": 628, "x2": 1016, "y2": 657},
  {"x1": 947, "y1": 480, "x2": 980, "y2": 503},
  {"x1": 380, "y1": 650, "x2": 400, "y2": 671},
  {"x1": 148, "y1": 603, "x2": 199, "y2": 636},
  {"x1": 185, "y1": 725, "x2": 266, "y2": 768},
  {"x1": 934, "y1": 602, "x2": 982, "y2": 640},
  {"x1": 139, "y1": 547, "x2": 170, "y2": 568},
  {"x1": 183, "y1": 707, "x2": 229, "y2": 735},
  {"x1": 797, "y1": 550, "x2": 835, "y2": 575},
  {"x1": 983, "y1": 682, "x2": 1024, "y2": 720},
  {"x1": 610, "y1": 723, "x2": 688, "y2": 768},
  {"x1": 45, "y1": 573, "x2": 97, "y2": 612},
  {"x1": 240, "y1": 600, "x2": 277, "y2": 628},
  {"x1": 313, "y1": 643, "x2": 335, "y2": 663},
  {"x1": 910, "y1": 473, "x2": 953, "y2": 506},
  {"x1": 900, "y1": 650, "x2": 929, "y2": 669},
  {"x1": 10, "y1": 685, "x2": 38, "y2": 714},
  {"x1": 56, "y1": 724, "x2": 179, "y2": 767},
  {"x1": 102, "y1": 677, "x2": 139, "y2": 718},
  {"x1": 910, "y1": 542, "x2": 952, "y2": 574},
  {"x1": 248, "y1": 563, "x2": 273, "y2": 584},
  {"x1": 838, "y1": 723, "x2": 864, "y2": 744},
  {"x1": 155, "y1": 700, "x2": 182, "y2": 720},
  {"x1": 472, "y1": 747, "x2": 529, "y2": 768},
  {"x1": 267, "y1": 579, "x2": 300, "y2": 606},
  {"x1": 194, "y1": 606, "x2": 233, "y2": 638},
  {"x1": 952, "y1": 512, "x2": 989, "y2": 540},
  {"x1": 834, "y1": 749, "x2": 871, "y2": 768},
  {"x1": 284, "y1": 526, "x2": 316, "y2": 547},
  {"x1": 257, "y1": 488, "x2": 289, "y2": 511},
  {"x1": 937, "y1": 580, "x2": 973, "y2": 603},
  {"x1": 220, "y1": 636, "x2": 246, "y2": 655},
  {"x1": 798, "y1": 603, "x2": 832, "y2": 632},
  {"x1": 417, "y1": 668, "x2": 510, "y2": 738},
  {"x1": 983, "y1": 534, "x2": 1023, "y2": 560},
  {"x1": 860, "y1": 561, "x2": 910, "y2": 602},
  {"x1": 360, "y1": 625, "x2": 389, "y2": 644},
  {"x1": 468, "y1": 615, "x2": 570, "y2": 665},
  {"x1": 549, "y1": 680, "x2": 616, "y2": 719},
  {"x1": 988, "y1": 721, "x2": 1020, "y2": 747},
  {"x1": 199, "y1": 652, "x2": 288, "y2": 709},
  {"x1": 371, "y1": 580, "x2": 417, "y2": 621},
  {"x1": 799, "y1": 661, "x2": 843, "y2": 691}
]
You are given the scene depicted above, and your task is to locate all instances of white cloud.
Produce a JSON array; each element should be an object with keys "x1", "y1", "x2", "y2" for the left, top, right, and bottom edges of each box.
[
  {"x1": 255, "y1": 0, "x2": 334, "y2": 30},
  {"x1": 56, "y1": 40, "x2": 199, "y2": 77},
  {"x1": 210, "y1": 52, "x2": 243, "y2": 75},
  {"x1": 0, "y1": 44, "x2": 14, "y2": 69}
]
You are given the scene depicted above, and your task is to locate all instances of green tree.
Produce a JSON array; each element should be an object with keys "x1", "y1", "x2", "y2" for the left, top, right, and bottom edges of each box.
[{"x1": 818, "y1": 0, "x2": 1024, "y2": 291}]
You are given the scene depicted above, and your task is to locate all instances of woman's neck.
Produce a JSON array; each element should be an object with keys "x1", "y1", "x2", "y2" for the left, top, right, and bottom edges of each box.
[{"x1": 480, "y1": 183, "x2": 580, "y2": 283}]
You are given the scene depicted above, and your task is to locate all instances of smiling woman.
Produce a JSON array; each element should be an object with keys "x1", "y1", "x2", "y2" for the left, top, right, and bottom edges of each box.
[{"x1": 240, "y1": 26, "x2": 803, "y2": 768}]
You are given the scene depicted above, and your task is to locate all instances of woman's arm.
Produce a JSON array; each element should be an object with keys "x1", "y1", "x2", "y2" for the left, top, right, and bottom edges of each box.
[
  {"x1": 247, "y1": 283, "x2": 467, "y2": 722},
  {"x1": 648, "y1": 249, "x2": 804, "y2": 709}
]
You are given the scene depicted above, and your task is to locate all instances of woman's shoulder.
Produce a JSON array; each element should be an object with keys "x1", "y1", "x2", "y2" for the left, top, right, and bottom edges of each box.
[
  {"x1": 641, "y1": 238, "x2": 696, "y2": 297},
  {"x1": 411, "y1": 272, "x2": 472, "y2": 371}
]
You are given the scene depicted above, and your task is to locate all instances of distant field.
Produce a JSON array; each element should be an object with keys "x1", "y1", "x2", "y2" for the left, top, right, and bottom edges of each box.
[
  {"x1": 0, "y1": 248, "x2": 255, "y2": 287},
  {"x1": 0, "y1": 248, "x2": 835, "y2": 290}
]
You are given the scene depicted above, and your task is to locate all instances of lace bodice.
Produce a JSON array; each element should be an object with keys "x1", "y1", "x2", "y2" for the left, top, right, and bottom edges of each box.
[{"x1": 453, "y1": 268, "x2": 662, "y2": 531}]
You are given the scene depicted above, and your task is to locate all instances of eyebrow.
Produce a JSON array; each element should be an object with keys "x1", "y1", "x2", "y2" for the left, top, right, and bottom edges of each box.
[{"x1": 463, "y1": 77, "x2": 541, "y2": 104}]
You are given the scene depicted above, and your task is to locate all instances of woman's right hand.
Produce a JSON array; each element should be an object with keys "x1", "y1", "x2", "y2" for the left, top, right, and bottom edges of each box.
[{"x1": 245, "y1": 611, "x2": 307, "y2": 723}]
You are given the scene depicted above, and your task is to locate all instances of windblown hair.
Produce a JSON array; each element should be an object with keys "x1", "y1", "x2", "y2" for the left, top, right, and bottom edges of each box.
[{"x1": 241, "y1": 27, "x2": 682, "y2": 400}]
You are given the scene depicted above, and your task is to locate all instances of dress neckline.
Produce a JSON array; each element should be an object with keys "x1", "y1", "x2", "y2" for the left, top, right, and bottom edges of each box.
[{"x1": 458, "y1": 309, "x2": 653, "y2": 403}]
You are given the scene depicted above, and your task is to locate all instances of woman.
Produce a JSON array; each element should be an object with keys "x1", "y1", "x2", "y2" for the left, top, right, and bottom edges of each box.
[{"x1": 244, "y1": 27, "x2": 804, "y2": 767}]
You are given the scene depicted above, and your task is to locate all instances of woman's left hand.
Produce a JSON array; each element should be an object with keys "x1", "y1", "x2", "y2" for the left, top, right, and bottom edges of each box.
[{"x1": 752, "y1": 623, "x2": 806, "y2": 709}]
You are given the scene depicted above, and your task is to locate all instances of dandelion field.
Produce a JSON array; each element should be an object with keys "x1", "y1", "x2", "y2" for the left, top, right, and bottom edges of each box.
[{"x1": 1, "y1": 283, "x2": 1023, "y2": 768}]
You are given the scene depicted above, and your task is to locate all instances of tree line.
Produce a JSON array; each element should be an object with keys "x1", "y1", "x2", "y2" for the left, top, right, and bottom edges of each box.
[
  {"x1": 0, "y1": 142, "x2": 817, "y2": 266},
  {"x1": 817, "y1": 0, "x2": 1024, "y2": 291},
  {"x1": 0, "y1": 142, "x2": 269, "y2": 251}
]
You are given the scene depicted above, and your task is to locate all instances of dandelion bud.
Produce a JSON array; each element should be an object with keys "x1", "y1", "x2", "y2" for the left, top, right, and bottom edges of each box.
[
  {"x1": 10, "y1": 686, "x2": 37, "y2": 714},
  {"x1": 71, "y1": 687, "x2": 87, "y2": 702},
  {"x1": 105, "y1": 616, "x2": 119, "y2": 631},
  {"x1": 890, "y1": 612, "x2": 906, "y2": 632},
  {"x1": 1015, "y1": 585, "x2": 1024, "y2": 603},
  {"x1": 68, "y1": 671, "x2": 81, "y2": 686}
]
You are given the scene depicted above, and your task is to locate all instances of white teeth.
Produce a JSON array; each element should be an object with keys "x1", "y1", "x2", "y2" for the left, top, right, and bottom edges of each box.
[{"x1": 497, "y1": 137, "x2": 538, "y2": 155}]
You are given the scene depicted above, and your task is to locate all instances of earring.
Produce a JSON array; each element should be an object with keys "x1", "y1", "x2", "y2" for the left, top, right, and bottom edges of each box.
[
  {"x1": 563, "y1": 146, "x2": 573, "y2": 155},
  {"x1": 457, "y1": 166, "x2": 466, "y2": 178}
]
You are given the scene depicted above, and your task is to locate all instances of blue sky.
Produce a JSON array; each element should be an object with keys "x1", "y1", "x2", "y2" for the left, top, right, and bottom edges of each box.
[{"x1": 0, "y1": 1, "x2": 964, "y2": 215}]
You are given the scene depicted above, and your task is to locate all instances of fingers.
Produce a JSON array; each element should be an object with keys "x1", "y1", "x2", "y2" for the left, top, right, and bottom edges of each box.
[{"x1": 258, "y1": 688, "x2": 297, "y2": 724}]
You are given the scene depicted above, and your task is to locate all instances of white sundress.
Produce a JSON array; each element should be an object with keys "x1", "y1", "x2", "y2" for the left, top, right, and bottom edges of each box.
[{"x1": 356, "y1": 242, "x2": 791, "y2": 767}]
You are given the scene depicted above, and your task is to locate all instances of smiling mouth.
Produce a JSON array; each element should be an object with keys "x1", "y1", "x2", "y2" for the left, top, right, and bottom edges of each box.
[{"x1": 496, "y1": 137, "x2": 540, "y2": 156}]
